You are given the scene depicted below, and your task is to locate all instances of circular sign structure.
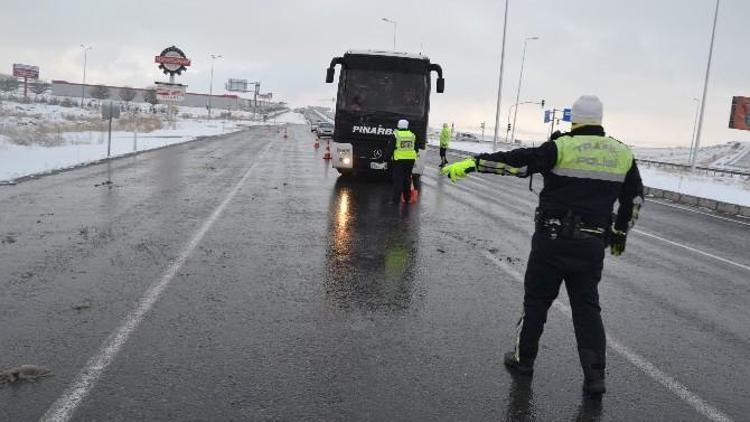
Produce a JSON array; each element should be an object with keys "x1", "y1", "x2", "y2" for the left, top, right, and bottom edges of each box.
[{"x1": 156, "y1": 46, "x2": 190, "y2": 76}]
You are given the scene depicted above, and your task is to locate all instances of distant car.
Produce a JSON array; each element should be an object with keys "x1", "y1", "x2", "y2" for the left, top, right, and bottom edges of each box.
[
  {"x1": 317, "y1": 122, "x2": 334, "y2": 138},
  {"x1": 311, "y1": 120, "x2": 323, "y2": 132},
  {"x1": 455, "y1": 132, "x2": 481, "y2": 143}
]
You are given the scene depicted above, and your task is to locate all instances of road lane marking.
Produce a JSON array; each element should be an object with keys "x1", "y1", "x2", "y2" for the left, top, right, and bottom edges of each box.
[
  {"x1": 479, "y1": 250, "x2": 735, "y2": 422},
  {"x1": 40, "y1": 140, "x2": 275, "y2": 422},
  {"x1": 646, "y1": 199, "x2": 750, "y2": 227},
  {"x1": 424, "y1": 173, "x2": 750, "y2": 273},
  {"x1": 633, "y1": 229, "x2": 750, "y2": 273}
]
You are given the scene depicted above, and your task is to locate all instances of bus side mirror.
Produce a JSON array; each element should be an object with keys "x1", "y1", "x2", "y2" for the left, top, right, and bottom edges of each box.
[
  {"x1": 326, "y1": 68, "x2": 335, "y2": 83},
  {"x1": 436, "y1": 78, "x2": 445, "y2": 93}
]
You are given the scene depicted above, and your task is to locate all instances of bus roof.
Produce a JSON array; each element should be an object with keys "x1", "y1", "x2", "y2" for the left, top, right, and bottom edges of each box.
[{"x1": 345, "y1": 50, "x2": 430, "y2": 61}]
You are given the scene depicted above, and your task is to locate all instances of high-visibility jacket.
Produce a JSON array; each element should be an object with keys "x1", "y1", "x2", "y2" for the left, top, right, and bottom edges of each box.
[
  {"x1": 439, "y1": 127, "x2": 451, "y2": 148},
  {"x1": 393, "y1": 130, "x2": 417, "y2": 161},
  {"x1": 551, "y1": 134, "x2": 633, "y2": 182},
  {"x1": 473, "y1": 125, "x2": 643, "y2": 231}
]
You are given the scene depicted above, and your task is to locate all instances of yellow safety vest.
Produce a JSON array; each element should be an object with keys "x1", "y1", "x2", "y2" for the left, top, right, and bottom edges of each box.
[
  {"x1": 393, "y1": 130, "x2": 417, "y2": 161},
  {"x1": 552, "y1": 135, "x2": 634, "y2": 182}
]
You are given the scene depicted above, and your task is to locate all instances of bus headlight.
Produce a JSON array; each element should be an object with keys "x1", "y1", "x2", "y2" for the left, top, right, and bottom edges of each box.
[{"x1": 333, "y1": 143, "x2": 354, "y2": 169}]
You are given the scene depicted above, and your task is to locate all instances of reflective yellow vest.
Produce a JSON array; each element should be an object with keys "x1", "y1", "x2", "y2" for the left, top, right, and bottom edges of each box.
[
  {"x1": 552, "y1": 134, "x2": 634, "y2": 182},
  {"x1": 439, "y1": 127, "x2": 451, "y2": 148},
  {"x1": 393, "y1": 130, "x2": 417, "y2": 161}
]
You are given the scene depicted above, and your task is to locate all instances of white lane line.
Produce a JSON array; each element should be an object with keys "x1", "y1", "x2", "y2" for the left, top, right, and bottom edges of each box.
[
  {"x1": 646, "y1": 199, "x2": 750, "y2": 227},
  {"x1": 479, "y1": 250, "x2": 735, "y2": 422},
  {"x1": 633, "y1": 229, "x2": 750, "y2": 273},
  {"x1": 426, "y1": 173, "x2": 750, "y2": 273},
  {"x1": 40, "y1": 141, "x2": 274, "y2": 422}
]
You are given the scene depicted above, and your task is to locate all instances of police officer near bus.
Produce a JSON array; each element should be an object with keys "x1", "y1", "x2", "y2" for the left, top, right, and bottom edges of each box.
[
  {"x1": 441, "y1": 95, "x2": 644, "y2": 396},
  {"x1": 390, "y1": 119, "x2": 418, "y2": 204},
  {"x1": 439, "y1": 123, "x2": 451, "y2": 167}
]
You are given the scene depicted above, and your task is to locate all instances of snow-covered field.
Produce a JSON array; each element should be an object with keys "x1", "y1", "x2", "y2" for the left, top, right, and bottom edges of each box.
[{"x1": 0, "y1": 102, "x2": 304, "y2": 183}]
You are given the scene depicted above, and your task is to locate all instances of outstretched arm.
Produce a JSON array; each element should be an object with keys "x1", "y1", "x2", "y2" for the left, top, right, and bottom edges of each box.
[{"x1": 474, "y1": 141, "x2": 558, "y2": 175}]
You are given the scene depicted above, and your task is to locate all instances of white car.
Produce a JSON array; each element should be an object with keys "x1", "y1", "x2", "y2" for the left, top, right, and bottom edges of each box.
[
  {"x1": 317, "y1": 122, "x2": 334, "y2": 137},
  {"x1": 455, "y1": 132, "x2": 481, "y2": 143}
]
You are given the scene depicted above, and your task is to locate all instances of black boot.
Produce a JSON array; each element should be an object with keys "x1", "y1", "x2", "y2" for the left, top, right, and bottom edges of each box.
[
  {"x1": 583, "y1": 378, "x2": 606, "y2": 396},
  {"x1": 503, "y1": 351, "x2": 534, "y2": 376},
  {"x1": 580, "y1": 349, "x2": 606, "y2": 396},
  {"x1": 582, "y1": 365, "x2": 606, "y2": 396}
]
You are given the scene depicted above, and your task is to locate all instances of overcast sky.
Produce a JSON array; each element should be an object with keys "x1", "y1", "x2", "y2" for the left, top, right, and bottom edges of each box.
[{"x1": 2, "y1": 0, "x2": 749, "y2": 147}]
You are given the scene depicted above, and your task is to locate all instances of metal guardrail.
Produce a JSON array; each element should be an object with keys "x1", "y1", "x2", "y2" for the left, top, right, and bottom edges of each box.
[{"x1": 636, "y1": 158, "x2": 750, "y2": 178}]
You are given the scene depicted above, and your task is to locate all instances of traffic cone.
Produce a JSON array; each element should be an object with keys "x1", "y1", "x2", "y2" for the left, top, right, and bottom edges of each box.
[
  {"x1": 314, "y1": 137, "x2": 320, "y2": 149},
  {"x1": 322, "y1": 140, "x2": 332, "y2": 160},
  {"x1": 283, "y1": 127, "x2": 288, "y2": 139}
]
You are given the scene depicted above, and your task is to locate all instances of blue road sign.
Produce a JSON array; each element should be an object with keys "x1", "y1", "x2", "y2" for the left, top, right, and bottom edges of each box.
[
  {"x1": 562, "y1": 108, "x2": 572, "y2": 122},
  {"x1": 544, "y1": 110, "x2": 551, "y2": 123}
]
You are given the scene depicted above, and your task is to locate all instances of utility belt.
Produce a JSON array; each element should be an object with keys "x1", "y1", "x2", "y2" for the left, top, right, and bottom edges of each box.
[{"x1": 534, "y1": 208, "x2": 608, "y2": 240}]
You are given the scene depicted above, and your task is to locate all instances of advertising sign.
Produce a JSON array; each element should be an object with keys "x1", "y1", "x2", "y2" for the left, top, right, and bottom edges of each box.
[
  {"x1": 13, "y1": 64, "x2": 39, "y2": 79},
  {"x1": 155, "y1": 82, "x2": 187, "y2": 102},
  {"x1": 155, "y1": 46, "x2": 191, "y2": 76},
  {"x1": 226, "y1": 78, "x2": 248, "y2": 92},
  {"x1": 729, "y1": 96, "x2": 750, "y2": 131}
]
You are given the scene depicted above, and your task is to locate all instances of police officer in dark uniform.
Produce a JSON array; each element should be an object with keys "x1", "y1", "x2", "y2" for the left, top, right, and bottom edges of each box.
[{"x1": 441, "y1": 95, "x2": 644, "y2": 396}]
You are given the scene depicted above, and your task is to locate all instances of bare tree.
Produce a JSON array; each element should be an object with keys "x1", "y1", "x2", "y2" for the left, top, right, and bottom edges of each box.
[
  {"x1": 119, "y1": 86, "x2": 137, "y2": 104},
  {"x1": 29, "y1": 81, "x2": 51, "y2": 100},
  {"x1": 143, "y1": 89, "x2": 158, "y2": 106},
  {"x1": 0, "y1": 77, "x2": 20, "y2": 101},
  {"x1": 90, "y1": 85, "x2": 110, "y2": 100}
]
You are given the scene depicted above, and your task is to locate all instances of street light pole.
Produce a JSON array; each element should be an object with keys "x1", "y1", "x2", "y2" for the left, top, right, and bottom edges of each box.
[
  {"x1": 492, "y1": 0, "x2": 510, "y2": 150},
  {"x1": 689, "y1": 97, "x2": 700, "y2": 165},
  {"x1": 381, "y1": 18, "x2": 397, "y2": 50},
  {"x1": 208, "y1": 53, "x2": 222, "y2": 119},
  {"x1": 691, "y1": 0, "x2": 720, "y2": 171},
  {"x1": 79, "y1": 44, "x2": 92, "y2": 109},
  {"x1": 510, "y1": 36, "x2": 539, "y2": 144},
  {"x1": 506, "y1": 100, "x2": 540, "y2": 142}
]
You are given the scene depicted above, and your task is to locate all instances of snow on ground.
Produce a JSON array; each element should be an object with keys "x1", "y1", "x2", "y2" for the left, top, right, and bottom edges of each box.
[
  {"x1": 0, "y1": 110, "x2": 306, "y2": 183},
  {"x1": 640, "y1": 166, "x2": 750, "y2": 207}
]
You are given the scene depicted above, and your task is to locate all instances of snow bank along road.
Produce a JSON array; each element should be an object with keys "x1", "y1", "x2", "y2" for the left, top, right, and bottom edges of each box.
[{"x1": 1, "y1": 125, "x2": 748, "y2": 421}]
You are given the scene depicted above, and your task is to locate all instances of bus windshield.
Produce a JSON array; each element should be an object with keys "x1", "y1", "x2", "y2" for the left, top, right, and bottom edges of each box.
[{"x1": 342, "y1": 69, "x2": 427, "y2": 116}]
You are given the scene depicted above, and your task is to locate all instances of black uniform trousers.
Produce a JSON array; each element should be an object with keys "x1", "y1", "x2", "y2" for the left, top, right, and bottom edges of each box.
[
  {"x1": 516, "y1": 231, "x2": 607, "y2": 380},
  {"x1": 391, "y1": 159, "x2": 415, "y2": 202},
  {"x1": 439, "y1": 147, "x2": 448, "y2": 164}
]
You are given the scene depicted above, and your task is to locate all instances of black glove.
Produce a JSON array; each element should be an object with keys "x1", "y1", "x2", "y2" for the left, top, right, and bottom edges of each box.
[{"x1": 610, "y1": 228, "x2": 627, "y2": 256}]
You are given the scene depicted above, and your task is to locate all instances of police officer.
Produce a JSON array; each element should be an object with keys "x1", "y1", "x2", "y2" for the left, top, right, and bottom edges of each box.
[
  {"x1": 441, "y1": 95, "x2": 643, "y2": 396},
  {"x1": 439, "y1": 123, "x2": 451, "y2": 167},
  {"x1": 391, "y1": 119, "x2": 417, "y2": 204}
]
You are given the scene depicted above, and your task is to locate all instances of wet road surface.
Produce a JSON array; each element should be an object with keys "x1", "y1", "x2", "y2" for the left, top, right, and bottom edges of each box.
[{"x1": 1, "y1": 125, "x2": 748, "y2": 421}]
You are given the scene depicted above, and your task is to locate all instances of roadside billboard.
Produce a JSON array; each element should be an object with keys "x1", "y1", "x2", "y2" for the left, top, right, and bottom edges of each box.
[
  {"x1": 13, "y1": 64, "x2": 39, "y2": 79},
  {"x1": 226, "y1": 78, "x2": 248, "y2": 92},
  {"x1": 155, "y1": 82, "x2": 187, "y2": 102},
  {"x1": 729, "y1": 96, "x2": 750, "y2": 131}
]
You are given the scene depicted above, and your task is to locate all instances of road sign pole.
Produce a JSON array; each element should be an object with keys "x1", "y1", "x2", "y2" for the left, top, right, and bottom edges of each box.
[{"x1": 107, "y1": 103, "x2": 113, "y2": 158}]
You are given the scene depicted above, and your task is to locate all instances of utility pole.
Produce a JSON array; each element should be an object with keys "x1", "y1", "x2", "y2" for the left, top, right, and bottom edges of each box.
[
  {"x1": 79, "y1": 44, "x2": 92, "y2": 108},
  {"x1": 208, "y1": 53, "x2": 222, "y2": 119},
  {"x1": 692, "y1": 0, "x2": 720, "y2": 171},
  {"x1": 493, "y1": 0, "x2": 510, "y2": 150},
  {"x1": 381, "y1": 18, "x2": 397, "y2": 50},
  {"x1": 510, "y1": 36, "x2": 539, "y2": 144},
  {"x1": 688, "y1": 98, "x2": 700, "y2": 165}
]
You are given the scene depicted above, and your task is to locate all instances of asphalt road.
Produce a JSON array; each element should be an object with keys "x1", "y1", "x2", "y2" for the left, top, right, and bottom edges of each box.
[{"x1": 1, "y1": 124, "x2": 748, "y2": 421}]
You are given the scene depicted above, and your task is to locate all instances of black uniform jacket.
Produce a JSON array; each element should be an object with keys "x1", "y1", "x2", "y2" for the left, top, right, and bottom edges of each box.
[{"x1": 475, "y1": 125, "x2": 644, "y2": 231}]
